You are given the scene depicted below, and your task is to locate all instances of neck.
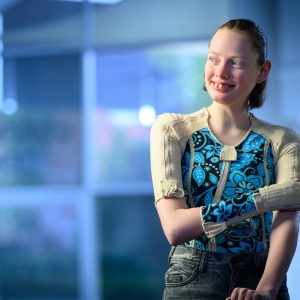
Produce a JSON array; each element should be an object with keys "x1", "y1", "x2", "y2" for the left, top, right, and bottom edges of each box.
[{"x1": 207, "y1": 102, "x2": 250, "y2": 130}]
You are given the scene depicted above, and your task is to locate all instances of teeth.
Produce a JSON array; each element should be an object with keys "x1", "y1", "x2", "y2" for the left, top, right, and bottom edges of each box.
[{"x1": 212, "y1": 82, "x2": 230, "y2": 89}]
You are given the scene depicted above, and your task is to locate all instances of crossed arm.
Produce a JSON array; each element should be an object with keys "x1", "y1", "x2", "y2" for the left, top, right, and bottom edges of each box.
[{"x1": 156, "y1": 180, "x2": 300, "y2": 245}]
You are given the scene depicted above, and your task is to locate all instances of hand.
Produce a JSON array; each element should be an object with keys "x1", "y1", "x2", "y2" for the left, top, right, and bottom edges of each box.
[{"x1": 226, "y1": 287, "x2": 275, "y2": 300}]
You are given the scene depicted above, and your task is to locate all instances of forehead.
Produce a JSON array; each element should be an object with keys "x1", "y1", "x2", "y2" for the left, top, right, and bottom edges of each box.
[{"x1": 209, "y1": 29, "x2": 256, "y2": 58}]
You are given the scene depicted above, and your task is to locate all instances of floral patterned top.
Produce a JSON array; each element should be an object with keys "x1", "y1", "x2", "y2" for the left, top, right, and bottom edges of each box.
[{"x1": 181, "y1": 127, "x2": 274, "y2": 253}]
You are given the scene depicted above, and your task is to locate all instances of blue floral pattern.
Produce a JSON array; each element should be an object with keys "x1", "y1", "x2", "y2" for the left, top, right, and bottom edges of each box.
[
  {"x1": 181, "y1": 129, "x2": 275, "y2": 253},
  {"x1": 181, "y1": 129, "x2": 223, "y2": 208},
  {"x1": 223, "y1": 171, "x2": 263, "y2": 199},
  {"x1": 201, "y1": 192, "x2": 257, "y2": 223}
]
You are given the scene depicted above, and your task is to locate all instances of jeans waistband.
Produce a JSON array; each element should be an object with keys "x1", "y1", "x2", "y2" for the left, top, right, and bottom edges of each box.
[{"x1": 169, "y1": 245, "x2": 268, "y2": 267}]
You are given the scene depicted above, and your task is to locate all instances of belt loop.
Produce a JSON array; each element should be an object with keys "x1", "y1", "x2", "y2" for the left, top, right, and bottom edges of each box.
[{"x1": 168, "y1": 246, "x2": 176, "y2": 265}]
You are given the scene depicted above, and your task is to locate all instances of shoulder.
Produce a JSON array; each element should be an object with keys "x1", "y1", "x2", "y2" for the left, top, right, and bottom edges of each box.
[
  {"x1": 151, "y1": 108, "x2": 208, "y2": 138},
  {"x1": 252, "y1": 116, "x2": 300, "y2": 146}
]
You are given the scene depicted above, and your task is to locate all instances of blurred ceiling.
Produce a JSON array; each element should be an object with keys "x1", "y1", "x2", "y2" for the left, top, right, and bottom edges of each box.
[
  {"x1": 0, "y1": 0, "x2": 122, "y2": 12},
  {"x1": 2, "y1": 0, "x2": 123, "y2": 32},
  {"x1": 0, "y1": 0, "x2": 22, "y2": 11},
  {"x1": 3, "y1": 0, "x2": 83, "y2": 31}
]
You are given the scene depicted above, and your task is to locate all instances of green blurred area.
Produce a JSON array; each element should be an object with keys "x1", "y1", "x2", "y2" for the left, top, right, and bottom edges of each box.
[
  {"x1": 98, "y1": 195, "x2": 169, "y2": 300},
  {"x1": 1, "y1": 252, "x2": 78, "y2": 298}
]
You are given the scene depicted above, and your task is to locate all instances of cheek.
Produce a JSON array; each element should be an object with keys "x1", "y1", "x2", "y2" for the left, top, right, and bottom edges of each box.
[
  {"x1": 238, "y1": 68, "x2": 259, "y2": 84},
  {"x1": 238, "y1": 73, "x2": 256, "y2": 88},
  {"x1": 204, "y1": 63, "x2": 212, "y2": 81}
]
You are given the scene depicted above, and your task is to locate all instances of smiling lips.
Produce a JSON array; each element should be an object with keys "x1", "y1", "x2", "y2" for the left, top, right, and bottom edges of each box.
[{"x1": 211, "y1": 81, "x2": 235, "y2": 92}]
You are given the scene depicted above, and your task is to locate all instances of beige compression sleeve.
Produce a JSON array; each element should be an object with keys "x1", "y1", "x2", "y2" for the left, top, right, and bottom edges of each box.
[
  {"x1": 150, "y1": 114, "x2": 185, "y2": 205},
  {"x1": 255, "y1": 141, "x2": 300, "y2": 212}
]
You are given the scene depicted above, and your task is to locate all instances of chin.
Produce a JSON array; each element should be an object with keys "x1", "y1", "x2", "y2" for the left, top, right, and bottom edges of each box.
[
  {"x1": 209, "y1": 93, "x2": 232, "y2": 104},
  {"x1": 212, "y1": 98, "x2": 248, "y2": 109}
]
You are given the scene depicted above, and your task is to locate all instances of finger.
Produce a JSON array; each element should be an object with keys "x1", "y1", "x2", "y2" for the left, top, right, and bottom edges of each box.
[
  {"x1": 246, "y1": 291, "x2": 263, "y2": 300},
  {"x1": 229, "y1": 288, "x2": 238, "y2": 300},
  {"x1": 244, "y1": 290, "x2": 257, "y2": 300},
  {"x1": 230, "y1": 287, "x2": 246, "y2": 300},
  {"x1": 252, "y1": 293, "x2": 263, "y2": 300},
  {"x1": 238, "y1": 289, "x2": 248, "y2": 300},
  {"x1": 237, "y1": 288, "x2": 253, "y2": 300}
]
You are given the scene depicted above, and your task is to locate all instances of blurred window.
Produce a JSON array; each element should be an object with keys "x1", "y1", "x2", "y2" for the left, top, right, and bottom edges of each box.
[
  {"x1": 0, "y1": 200, "x2": 79, "y2": 298},
  {"x1": 94, "y1": 42, "x2": 211, "y2": 189},
  {"x1": 0, "y1": 54, "x2": 81, "y2": 186}
]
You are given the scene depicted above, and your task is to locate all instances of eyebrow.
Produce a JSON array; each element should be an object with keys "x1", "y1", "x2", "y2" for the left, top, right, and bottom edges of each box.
[{"x1": 208, "y1": 51, "x2": 249, "y2": 60}]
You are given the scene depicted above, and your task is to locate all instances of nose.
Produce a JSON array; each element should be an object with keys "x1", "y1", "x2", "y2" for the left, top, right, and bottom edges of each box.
[{"x1": 216, "y1": 61, "x2": 230, "y2": 79}]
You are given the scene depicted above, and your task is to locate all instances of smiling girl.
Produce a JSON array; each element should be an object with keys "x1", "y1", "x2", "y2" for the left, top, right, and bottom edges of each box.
[{"x1": 150, "y1": 19, "x2": 300, "y2": 300}]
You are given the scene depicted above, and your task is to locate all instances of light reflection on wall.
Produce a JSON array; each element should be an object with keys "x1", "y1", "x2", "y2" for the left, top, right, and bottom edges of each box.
[{"x1": 138, "y1": 105, "x2": 156, "y2": 127}]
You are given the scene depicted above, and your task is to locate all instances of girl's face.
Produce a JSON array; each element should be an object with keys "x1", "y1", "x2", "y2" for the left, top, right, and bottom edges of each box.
[{"x1": 205, "y1": 29, "x2": 265, "y2": 108}]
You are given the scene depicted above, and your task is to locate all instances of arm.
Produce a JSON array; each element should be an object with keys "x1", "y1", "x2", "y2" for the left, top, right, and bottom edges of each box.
[
  {"x1": 157, "y1": 182, "x2": 300, "y2": 243},
  {"x1": 228, "y1": 210, "x2": 300, "y2": 300},
  {"x1": 201, "y1": 182, "x2": 300, "y2": 238},
  {"x1": 256, "y1": 210, "x2": 300, "y2": 296},
  {"x1": 152, "y1": 114, "x2": 205, "y2": 245},
  {"x1": 156, "y1": 192, "x2": 256, "y2": 245},
  {"x1": 156, "y1": 197, "x2": 205, "y2": 245},
  {"x1": 157, "y1": 182, "x2": 300, "y2": 244}
]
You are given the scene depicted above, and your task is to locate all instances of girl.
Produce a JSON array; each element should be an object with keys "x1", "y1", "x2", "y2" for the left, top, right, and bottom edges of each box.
[{"x1": 150, "y1": 19, "x2": 300, "y2": 300}]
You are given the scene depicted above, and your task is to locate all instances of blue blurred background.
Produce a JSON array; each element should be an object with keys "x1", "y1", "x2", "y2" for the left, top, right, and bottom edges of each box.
[{"x1": 0, "y1": 0, "x2": 299, "y2": 299}]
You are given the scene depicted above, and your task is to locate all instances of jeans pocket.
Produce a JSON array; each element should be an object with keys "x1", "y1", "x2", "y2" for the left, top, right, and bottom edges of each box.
[{"x1": 165, "y1": 258, "x2": 198, "y2": 287}]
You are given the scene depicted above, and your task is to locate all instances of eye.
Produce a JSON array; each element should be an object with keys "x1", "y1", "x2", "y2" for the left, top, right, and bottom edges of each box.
[
  {"x1": 231, "y1": 59, "x2": 244, "y2": 67},
  {"x1": 208, "y1": 56, "x2": 218, "y2": 64}
]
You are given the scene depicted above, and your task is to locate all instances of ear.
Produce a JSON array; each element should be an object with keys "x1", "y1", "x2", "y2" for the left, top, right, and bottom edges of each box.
[{"x1": 257, "y1": 60, "x2": 271, "y2": 83}]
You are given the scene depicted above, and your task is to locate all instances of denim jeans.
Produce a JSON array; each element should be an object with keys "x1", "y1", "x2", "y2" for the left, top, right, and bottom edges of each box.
[{"x1": 163, "y1": 245, "x2": 289, "y2": 300}]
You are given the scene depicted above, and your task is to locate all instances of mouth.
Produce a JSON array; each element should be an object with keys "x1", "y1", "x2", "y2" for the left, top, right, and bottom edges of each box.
[{"x1": 210, "y1": 81, "x2": 235, "y2": 92}]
